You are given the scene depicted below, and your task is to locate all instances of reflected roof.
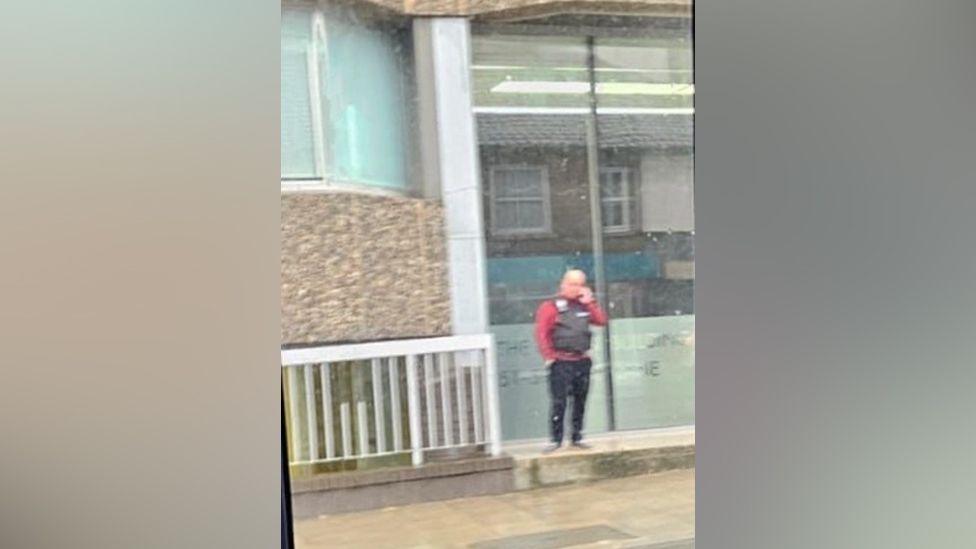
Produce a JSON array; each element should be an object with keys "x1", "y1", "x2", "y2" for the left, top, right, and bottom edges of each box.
[{"x1": 476, "y1": 112, "x2": 692, "y2": 148}]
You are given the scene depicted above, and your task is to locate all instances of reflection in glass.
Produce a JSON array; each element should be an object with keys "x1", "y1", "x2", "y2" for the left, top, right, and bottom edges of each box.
[
  {"x1": 474, "y1": 30, "x2": 608, "y2": 440},
  {"x1": 595, "y1": 20, "x2": 694, "y2": 430},
  {"x1": 475, "y1": 16, "x2": 694, "y2": 439}
]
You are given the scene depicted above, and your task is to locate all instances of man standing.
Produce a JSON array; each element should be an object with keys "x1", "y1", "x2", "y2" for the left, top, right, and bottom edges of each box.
[{"x1": 534, "y1": 269, "x2": 608, "y2": 453}]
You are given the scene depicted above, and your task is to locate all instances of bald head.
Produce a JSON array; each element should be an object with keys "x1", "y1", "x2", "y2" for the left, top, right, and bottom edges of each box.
[{"x1": 559, "y1": 269, "x2": 587, "y2": 299}]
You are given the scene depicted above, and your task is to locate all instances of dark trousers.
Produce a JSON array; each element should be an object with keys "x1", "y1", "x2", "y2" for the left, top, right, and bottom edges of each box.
[{"x1": 548, "y1": 358, "x2": 592, "y2": 444}]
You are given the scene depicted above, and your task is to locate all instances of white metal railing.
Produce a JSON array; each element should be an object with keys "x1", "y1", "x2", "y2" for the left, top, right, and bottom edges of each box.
[{"x1": 281, "y1": 334, "x2": 501, "y2": 467}]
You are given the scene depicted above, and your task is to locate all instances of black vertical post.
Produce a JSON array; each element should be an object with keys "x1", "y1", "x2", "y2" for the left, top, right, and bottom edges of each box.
[
  {"x1": 282, "y1": 389, "x2": 295, "y2": 549},
  {"x1": 586, "y1": 34, "x2": 617, "y2": 431}
]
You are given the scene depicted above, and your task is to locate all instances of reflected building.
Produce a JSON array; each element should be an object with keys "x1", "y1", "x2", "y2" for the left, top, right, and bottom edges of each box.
[{"x1": 281, "y1": 0, "x2": 694, "y2": 456}]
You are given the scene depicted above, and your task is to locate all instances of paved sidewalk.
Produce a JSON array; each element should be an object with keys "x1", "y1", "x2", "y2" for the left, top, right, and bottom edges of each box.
[
  {"x1": 294, "y1": 469, "x2": 694, "y2": 548},
  {"x1": 504, "y1": 425, "x2": 695, "y2": 459}
]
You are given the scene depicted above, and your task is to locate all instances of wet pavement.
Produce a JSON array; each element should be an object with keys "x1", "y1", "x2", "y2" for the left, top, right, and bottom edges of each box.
[{"x1": 294, "y1": 469, "x2": 694, "y2": 548}]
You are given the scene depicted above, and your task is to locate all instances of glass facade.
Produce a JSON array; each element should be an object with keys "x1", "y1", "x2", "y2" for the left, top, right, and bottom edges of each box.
[
  {"x1": 281, "y1": 6, "x2": 694, "y2": 447},
  {"x1": 473, "y1": 17, "x2": 695, "y2": 440},
  {"x1": 280, "y1": 3, "x2": 695, "y2": 530},
  {"x1": 280, "y1": 3, "x2": 414, "y2": 191}
]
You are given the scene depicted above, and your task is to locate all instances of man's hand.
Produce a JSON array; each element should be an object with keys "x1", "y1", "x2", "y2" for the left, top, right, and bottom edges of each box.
[
  {"x1": 545, "y1": 359, "x2": 555, "y2": 367},
  {"x1": 579, "y1": 286, "x2": 594, "y2": 305}
]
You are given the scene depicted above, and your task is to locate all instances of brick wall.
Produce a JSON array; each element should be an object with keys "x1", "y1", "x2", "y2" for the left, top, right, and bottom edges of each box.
[{"x1": 281, "y1": 192, "x2": 452, "y2": 345}]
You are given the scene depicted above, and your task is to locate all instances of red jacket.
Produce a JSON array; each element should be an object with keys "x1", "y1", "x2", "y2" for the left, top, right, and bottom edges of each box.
[{"x1": 534, "y1": 297, "x2": 608, "y2": 363}]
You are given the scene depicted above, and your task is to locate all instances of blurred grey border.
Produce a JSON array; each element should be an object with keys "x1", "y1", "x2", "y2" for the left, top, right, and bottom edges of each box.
[
  {"x1": 696, "y1": 0, "x2": 976, "y2": 547},
  {"x1": 1, "y1": 0, "x2": 976, "y2": 547},
  {"x1": 0, "y1": 2, "x2": 279, "y2": 548}
]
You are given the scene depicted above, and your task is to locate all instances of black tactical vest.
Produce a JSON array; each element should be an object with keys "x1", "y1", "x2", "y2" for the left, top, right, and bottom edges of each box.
[{"x1": 551, "y1": 298, "x2": 593, "y2": 353}]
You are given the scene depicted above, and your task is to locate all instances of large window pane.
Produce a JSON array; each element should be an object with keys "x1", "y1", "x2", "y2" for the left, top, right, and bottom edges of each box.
[
  {"x1": 322, "y1": 10, "x2": 410, "y2": 190},
  {"x1": 281, "y1": 8, "x2": 316, "y2": 178},
  {"x1": 595, "y1": 18, "x2": 695, "y2": 430},
  {"x1": 476, "y1": 15, "x2": 694, "y2": 440},
  {"x1": 475, "y1": 29, "x2": 610, "y2": 441},
  {"x1": 281, "y1": 4, "x2": 413, "y2": 191}
]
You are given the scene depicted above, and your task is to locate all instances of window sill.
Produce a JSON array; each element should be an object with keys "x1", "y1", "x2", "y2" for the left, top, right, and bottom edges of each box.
[
  {"x1": 603, "y1": 227, "x2": 641, "y2": 237},
  {"x1": 489, "y1": 231, "x2": 557, "y2": 240},
  {"x1": 281, "y1": 180, "x2": 409, "y2": 198}
]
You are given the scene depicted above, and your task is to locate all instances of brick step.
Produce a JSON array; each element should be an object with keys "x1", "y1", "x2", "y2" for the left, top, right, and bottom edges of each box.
[{"x1": 291, "y1": 455, "x2": 514, "y2": 518}]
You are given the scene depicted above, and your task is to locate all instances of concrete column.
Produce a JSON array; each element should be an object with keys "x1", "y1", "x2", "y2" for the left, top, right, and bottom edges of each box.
[{"x1": 413, "y1": 18, "x2": 489, "y2": 335}]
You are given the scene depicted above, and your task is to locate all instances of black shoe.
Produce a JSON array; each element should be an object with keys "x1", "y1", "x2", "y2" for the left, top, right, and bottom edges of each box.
[
  {"x1": 571, "y1": 441, "x2": 592, "y2": 450},
  {"x1": 542, "y1": 442, "x2": 562, "y2": 454}
]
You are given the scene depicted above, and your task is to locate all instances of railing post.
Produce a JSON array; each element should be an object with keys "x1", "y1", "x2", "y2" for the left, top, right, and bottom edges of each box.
[
  {"x1": 320, "y1": 363, "x2": 334, "y2": 459},
  {"x1": 423, "y1": 354, "x2": 438, "y2": 447},
  {"x1": 470, "y1": 355, "x2": 483, "y2": 444},
  {"x1": 405, "y1": 354, "x2": 424, "y2": 466},
  {"x1": 371, "y1": 358, "x2": 386, "y2": 453},
  {"x1": 483, "y1": 335, "x2": 503, "y2": 457},
  {"x1": 340, "y1": 403, "x2": 352, "y2": 458},
  {"x1": 286, "y1": 367, "x2": 302, "y2": 462},
  {"x1": 303, "y1": 365, "x2": 319, "y2": 461},
  {"x1": 388, "y1": 358, "x2": 403, "y2": 452}
]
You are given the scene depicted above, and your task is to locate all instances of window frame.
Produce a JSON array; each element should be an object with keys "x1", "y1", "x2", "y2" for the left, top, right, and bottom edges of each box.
[
  {"x1": 488, "y1": 165, "x2": 553, "y2": 237},
  {"x1": 599, "y1": 166, "x2": 636, "y2": 234}
]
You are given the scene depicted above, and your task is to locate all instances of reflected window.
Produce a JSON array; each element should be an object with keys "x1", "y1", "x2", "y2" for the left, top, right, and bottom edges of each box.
[
  {"x1": 489, "y1": 166, "x2": 552, "y2": 235},
  {"x1": 599, "y1": 167, "x2": 636, "y2": 233}
]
